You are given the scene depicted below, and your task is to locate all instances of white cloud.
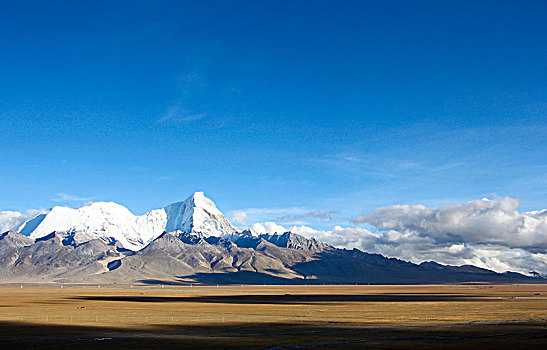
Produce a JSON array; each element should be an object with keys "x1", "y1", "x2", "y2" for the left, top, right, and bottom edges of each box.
[
  {"x1": 247, "y1": 197, "x2": 547, "y2": 275},
  {"x1": 286, "y1": 224, "x2": 547, "y2": 275},
  {"x1": 0, "y1": 209, "x2": 42, "y2": 233},
  {"x1": 354, "y1": 197, "x2": 547, "y2": 250},
  {"x1": 249, "y1": 222, "x2": 288, "y2": 235},
  {"x1": 231, "y1": 211, "x2": 248, "y2": 225},
  {"x1": 290, "y1": 225, "x2": 381, "y2": 250}
]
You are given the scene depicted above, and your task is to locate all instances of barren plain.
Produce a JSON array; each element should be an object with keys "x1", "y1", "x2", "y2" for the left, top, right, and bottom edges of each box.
[{"x1": 0, "y1": 283, "x2": 545, "y2": 349}]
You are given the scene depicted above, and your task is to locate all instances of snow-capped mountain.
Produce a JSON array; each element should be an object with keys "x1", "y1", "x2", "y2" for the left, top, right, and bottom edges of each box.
[
  {"x1": 164, "y1": 192, "x2": 238, "y2": 237},
  {"x1": 17, "y1": 192, "x2": 239, "y2": 251},
  {"x1": 1, "y1": 192, "x2": 542, "y2": 285}
]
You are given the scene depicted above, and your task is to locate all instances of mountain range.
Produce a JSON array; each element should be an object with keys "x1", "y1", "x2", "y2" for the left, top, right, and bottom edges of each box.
[{"x1": 0, "y1": 192, "x2": 542, "y2": 285}]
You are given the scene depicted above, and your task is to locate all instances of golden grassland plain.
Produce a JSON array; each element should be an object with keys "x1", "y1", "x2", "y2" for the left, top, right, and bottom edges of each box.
[{"x1": 0, "y1": 283, "x2": 545, "y2": 349}]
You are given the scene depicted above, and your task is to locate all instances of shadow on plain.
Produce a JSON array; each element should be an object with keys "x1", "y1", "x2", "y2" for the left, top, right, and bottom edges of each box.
[
  {"x1": 71, "y1": 293, "x2": 496, "y2": 304},
  {"x1": 0, "y1": 320, "x2": 546, "y2": 349}
]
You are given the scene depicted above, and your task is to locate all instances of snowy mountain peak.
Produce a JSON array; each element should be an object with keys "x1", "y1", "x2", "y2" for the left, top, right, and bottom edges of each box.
[
  {"x1": 189, "y1": 191, "x2": 214, "y2": 206},
  {"x1": 15, "y1": 192, "x2": 238, "y2": 251},
  {"x1": 164, "y1": 192, "x2": 238, "y2": 237},
  {"x1": 86, "y1": 201, "x2": 133, "y2": 214}
]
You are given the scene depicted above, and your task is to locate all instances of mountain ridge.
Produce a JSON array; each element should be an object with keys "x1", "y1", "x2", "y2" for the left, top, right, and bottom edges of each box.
[
  {"x1": 0, "y1": 228, "x2": 541, "y2": 284},
  {"x1": 1, "y1": 192, "x2": 544, "y2": 284},
  {"x1": 16, "y1": 192, "x2": 238, "y2": 251}
]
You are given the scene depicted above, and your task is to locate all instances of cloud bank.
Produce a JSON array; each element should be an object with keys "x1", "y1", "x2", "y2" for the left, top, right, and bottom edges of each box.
[
  {"x1": 355, "y1": 197, "x2": 547, "y2": 251},
  {"x1": 249, "y1": 197, "x2": 547, "y2": 275}
]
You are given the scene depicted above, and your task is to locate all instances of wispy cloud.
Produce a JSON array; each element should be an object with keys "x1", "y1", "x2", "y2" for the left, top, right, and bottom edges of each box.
[
  {"x1": 230, "y1": 207, "x2": 336, "y2": 226},
  {"x1": 275, "y1": 210, "x2": 338, "y2": 222},
  {"x1": 306, "y1": 153, "x2": 396, "y2": 179},
  {"x1": 158, "y1": 105, "x2": 207, "y2": 124},
  {"x1": 308, "y1": 152, "x2": 475, "y2": 181},
  {"x1": 51, "y1": 193, "x2": 92, "y2": 202},
  {"x1": 230, "y1": 207, "x2": 303, "y2": 225}
]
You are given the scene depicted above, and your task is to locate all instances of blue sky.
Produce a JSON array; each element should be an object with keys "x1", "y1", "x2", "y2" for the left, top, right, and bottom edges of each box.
[{"x1": 1, "y1": 0, "x2": 545, "y2": 229}]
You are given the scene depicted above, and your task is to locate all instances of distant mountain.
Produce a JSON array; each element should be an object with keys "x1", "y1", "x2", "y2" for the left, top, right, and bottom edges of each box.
[
  {"x1": 17, "y1": 192, "x2": 238, "y2": 251},
  {"x1": 1, "y1": 192, "x2": 543, "y2": 285},
  {"x1": 259, "y1": 232, "x2": 327, "y2": 252},
  {"x1": 0, "y1": 229, "x2": 541, "y2": 285}
]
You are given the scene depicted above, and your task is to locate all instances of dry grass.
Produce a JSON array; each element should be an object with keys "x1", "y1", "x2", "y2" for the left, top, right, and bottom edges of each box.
[{"x1": 0, "y1": 283, "x2": 545, "y2": 348}]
